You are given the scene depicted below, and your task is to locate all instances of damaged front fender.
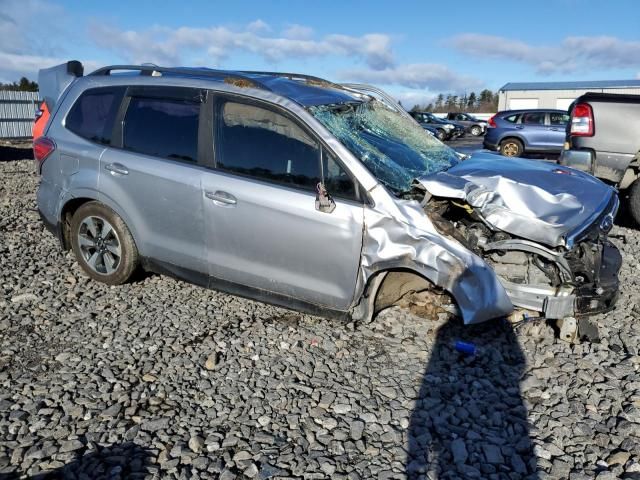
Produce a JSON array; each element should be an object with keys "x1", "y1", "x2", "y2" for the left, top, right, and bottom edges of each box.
[{"x1": 356, "y1": 185, "x2": 513, "y2": 324}]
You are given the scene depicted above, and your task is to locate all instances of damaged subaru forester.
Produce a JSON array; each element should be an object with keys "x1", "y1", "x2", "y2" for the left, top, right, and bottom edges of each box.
[{"x1": 35, "y1": 62, "x2": 621, "y2": 339}]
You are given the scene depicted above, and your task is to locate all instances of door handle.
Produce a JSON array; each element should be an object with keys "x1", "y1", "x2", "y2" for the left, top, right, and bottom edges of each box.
[
  {"x1": 548, "y1": 127, "x2": 559, "y2": 131},
  {"x1": 105, "y1": 163, "x2": 129, "y2": 175},
  {"x1": 205, "y1": 190, "x2": 237, "y2": 205},
  {"x1": 515, "y1": 125, "x2": 524, "y2": 129}
]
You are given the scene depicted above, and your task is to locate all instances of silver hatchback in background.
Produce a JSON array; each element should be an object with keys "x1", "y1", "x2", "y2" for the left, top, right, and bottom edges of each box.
[{"x1": 34, "y1": 62, "x2": 621, "y2": 338}]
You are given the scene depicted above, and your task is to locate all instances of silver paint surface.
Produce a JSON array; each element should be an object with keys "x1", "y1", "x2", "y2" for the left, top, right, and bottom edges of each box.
[
  {"x1": 418, "y1": 154, "x2": 617, "y2": 248},
  {"x1": 38, "y1": 68, "x2": 618, "y2": 327}
]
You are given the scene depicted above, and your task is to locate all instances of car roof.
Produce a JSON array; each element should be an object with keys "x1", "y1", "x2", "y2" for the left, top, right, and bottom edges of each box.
[
  {"x1": 87, "y1": 65, "x2": 360, "y2": 107},
  {"x1": 497, "y1": 109, "x2": 567, "y2": 115}
]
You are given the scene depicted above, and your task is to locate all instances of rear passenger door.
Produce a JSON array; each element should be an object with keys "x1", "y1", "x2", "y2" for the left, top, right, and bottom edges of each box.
[
  {"x1": 546, "y1": 112, "x2": 570, "y2": 151},
  {"x1": 201, "y1": 96, "x2": 364, "y2": 310},
  {"x1": 519, "y1": 111, "x2": 547, "y2": 149},
  {"x1": 98, "y1": 86, "x2": 208, "y2": 275}
]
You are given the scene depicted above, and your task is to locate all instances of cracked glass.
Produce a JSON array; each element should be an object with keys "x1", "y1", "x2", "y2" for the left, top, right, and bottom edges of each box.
[{"x1": 310, "y1": 100, "x2": 459, "y2": 194}]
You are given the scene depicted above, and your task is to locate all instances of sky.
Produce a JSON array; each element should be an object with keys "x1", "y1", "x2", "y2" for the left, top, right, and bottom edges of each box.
[{"x1": 1, "y1": 0, "x2": 639, "y2": 107}]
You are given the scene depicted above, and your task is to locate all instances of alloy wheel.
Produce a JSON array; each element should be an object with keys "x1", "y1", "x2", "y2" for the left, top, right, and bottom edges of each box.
[
  {"x1": 77, "y1": 216, "x2": 122, "y2": 275},
  {"x1": 502, "y1": 142, "x2": 520, "y2": 157}
]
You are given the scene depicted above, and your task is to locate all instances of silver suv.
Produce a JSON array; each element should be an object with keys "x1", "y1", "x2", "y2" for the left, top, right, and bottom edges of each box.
[{"x1": 35, "y1": 61, "x2": 621, "y2": 333}]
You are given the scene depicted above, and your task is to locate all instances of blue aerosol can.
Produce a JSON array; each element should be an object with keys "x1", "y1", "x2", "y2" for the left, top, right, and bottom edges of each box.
[{"x1": 454, "y1": 340, "x2": 477, "y2": 356}]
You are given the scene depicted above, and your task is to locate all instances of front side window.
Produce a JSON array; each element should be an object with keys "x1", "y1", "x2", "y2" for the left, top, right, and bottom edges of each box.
[
  {"x1": 216, "y1": 101, "x2": 321, "y2": 190},
  {"x1": 311, "y1": 100, "x2": 459, "y2": 195},
  {"x1": 66, "y1": 88, "x2": 124, "y2": 145},
  {"x1": 522, "y1": 112, "x2": 545, "y2": 125},
  {"x1": 323, "y1": 152, "x2": 357, "y2": 201},
  {"x1": 123, "y1": 96, "x2": 200, "y2": 162}
]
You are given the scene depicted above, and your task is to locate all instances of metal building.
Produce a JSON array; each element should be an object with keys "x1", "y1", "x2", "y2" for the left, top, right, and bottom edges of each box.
[
  {"x1": 0, "y1": 90, "x2": 40, "y2": 139},
  {"x1": 498, "y1": 80, "x2": 640, "y2": 112}
]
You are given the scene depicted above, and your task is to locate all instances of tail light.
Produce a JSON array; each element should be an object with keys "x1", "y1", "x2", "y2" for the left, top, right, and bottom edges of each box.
[
  {"x1": 488, "y1": 115, "x2": 497, "y2": 128},
  {"x1": 570, "y1": 103, "x2": 594, "y2": 136},
  {"x1": 33, "y1": 136, "x2": 56, "y2": 173}
]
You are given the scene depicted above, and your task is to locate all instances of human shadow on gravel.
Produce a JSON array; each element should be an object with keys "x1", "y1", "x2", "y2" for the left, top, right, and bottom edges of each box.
[
  {"x1": 0, "y1": 146, "x2": 33, "y2": 162},
  {"x1": 0, "y1": 442, "x2": 155, "y2": 480},
  {"x1": 406, "y1": 317, "x2": 538, "y2": 479}
]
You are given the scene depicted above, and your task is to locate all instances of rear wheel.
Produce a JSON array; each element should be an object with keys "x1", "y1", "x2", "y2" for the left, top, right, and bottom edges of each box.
[
  {"x1": 500, "y1": 138, "x2": 523, "y2": 157},
  {"x1": 628, "y1": 178, "x2": 640, "y2": 226},
  {"x1": 70, "y1": 202, "x2": 138, "y2": 285},
  {"x1": 470, "y1": 125, "x2": 482, "y2": 136}
]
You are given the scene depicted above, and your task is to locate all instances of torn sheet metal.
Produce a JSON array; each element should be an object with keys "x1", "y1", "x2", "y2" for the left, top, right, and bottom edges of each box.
[
  {"x1": 358, "y1": 185, "x2": 514, "y2": 325},
  {"x1": 418, "y1": 155, "x2": 618, "y2": 248}
]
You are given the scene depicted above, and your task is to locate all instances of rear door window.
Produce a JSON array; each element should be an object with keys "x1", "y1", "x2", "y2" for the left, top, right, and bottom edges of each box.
[
  {"x1": 66, "y1": 87, "x2": 124, "y2": 145},
  {"x1": 123, "y1": 96, "x2": 200, "y2": 163},
  {"x1": 215, "y1": 101, "x2": 321, "y2": 191},
  {"x1": 521, "y1": 112, "x2": 545, "y2": 125},
  {"x1": 549, "y1": 112, "x2": 570, "y2": 126}
]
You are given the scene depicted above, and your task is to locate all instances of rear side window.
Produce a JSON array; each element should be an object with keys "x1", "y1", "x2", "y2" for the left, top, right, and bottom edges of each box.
[
  {"x1": 550, "y1": 113, "x2": 570, "y2": 126},
  {"x1": 216, "y1": 101, "x2": 321, "y2": 190},
  {"x1": 504, "y1": 114, "x2": 519, "y2": 123},
  {"x1": 66, "y1": 88, "x2": 124, "y2": 145},
  {"x1": 522, "y1": 112, "x2": 545, "y2": 125},
  {"x1": 123, "y1": 97, "x2": 200, "y2": 163}
]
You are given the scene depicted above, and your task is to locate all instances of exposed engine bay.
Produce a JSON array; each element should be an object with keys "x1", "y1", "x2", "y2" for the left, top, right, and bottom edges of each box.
[{"x1": 423, "y1": 196, "x2": 621, "y2": 322}]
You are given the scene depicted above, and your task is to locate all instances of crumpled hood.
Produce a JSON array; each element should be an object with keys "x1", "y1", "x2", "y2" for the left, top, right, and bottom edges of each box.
[{"x1": 418, "y1": 153, "x2": 617, "y2": 248}]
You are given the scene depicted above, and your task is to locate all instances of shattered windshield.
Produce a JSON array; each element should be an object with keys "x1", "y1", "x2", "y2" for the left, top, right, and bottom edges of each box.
[{"x1": 310, "y1": 100, "x2": 459, "y2": 194}]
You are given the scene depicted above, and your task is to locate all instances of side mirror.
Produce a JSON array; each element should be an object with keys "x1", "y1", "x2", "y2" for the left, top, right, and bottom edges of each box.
[{"x1": 315, "y1": 182, "x2": 336, "y2": 213}]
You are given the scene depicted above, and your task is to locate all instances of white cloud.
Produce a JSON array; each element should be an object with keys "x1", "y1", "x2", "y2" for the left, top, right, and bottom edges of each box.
[
  {"x1": 88, "y1": 21, "x2": 396, "y2": 70},
  {"x1": 246, "y1": 19, "x2": 271, "y2": 34},
  {"x1": 338, "y1": 63, "x2": 483, "y2": 92},
  {"x1": 450, "y1": 33, "x2": 640, "y2": 74},
  {"x1": 393, "y1": 90, "x2": 437, "y2": 109},
  {"x1": 282, "y1": 24, "x2": 314, "y2": 40}
]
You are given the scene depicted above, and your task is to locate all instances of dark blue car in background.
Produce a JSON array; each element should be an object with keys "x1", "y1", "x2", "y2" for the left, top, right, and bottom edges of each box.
[{"x1": 483, "y1": 109, "x2": 570, "y2": 157}]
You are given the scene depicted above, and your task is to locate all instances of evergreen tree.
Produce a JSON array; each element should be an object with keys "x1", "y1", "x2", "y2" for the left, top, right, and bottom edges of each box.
[{"x1": 467, "y1": 92, "x2": 477, "y2": 109}]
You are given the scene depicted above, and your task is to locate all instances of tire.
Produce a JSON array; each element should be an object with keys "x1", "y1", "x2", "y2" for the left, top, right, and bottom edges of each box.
[
  {"x1": 628, "y1": 178, "x2": 640, "y2": 227},
  {"x1": 436, "y1": 129, "x2": 446, "y2": 141},
  {"x1": 500, "y1": 138, "x2": 523, "y2": 157},
  {"x1": 470, "y1": 125, "x2": 482, "y2": 136},
  {"x1": 70, "y1": 201, "x2": 138, "y2": 285}
]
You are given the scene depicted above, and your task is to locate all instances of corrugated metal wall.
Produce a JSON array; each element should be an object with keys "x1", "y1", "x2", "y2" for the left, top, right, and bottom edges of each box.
[
  {"x1": 499, "y1": 87, "x2": 640, "y2": 111},
  {"x1": 0, "y1": 90, "x2": 40, "y2": 139}
]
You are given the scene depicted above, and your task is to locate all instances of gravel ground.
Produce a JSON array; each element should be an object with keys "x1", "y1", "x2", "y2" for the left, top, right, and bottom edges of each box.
[{"x1": 1, "y1": 152, "x2": 640, "y2": 480}]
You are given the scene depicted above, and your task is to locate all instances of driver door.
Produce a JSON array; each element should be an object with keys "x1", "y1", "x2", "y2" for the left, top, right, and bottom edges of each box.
[{"x1": 201, "y1": 96, "x2": 364, "y2": 310}]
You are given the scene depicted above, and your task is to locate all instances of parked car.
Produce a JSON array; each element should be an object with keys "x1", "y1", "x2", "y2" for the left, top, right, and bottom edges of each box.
[
  {"x1": 35, "y1": 62, "x2": 621, "y2": 337},
  {"x1": 484, "y1": 109, "x2": 569, "y2": 157},
  {"x1": 559, "y1": 92, "x2": 640, "y2": 225},
  {"x1": 445, "y1": 112, "x2": 487, "y2": 136},
  {"x1": 408, "y1": 111, "x2": 465, "y2": 141}
]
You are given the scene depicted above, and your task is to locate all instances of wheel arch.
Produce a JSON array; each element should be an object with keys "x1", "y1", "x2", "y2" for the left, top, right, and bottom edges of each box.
[
  {"x1": 351, "y1": 267, "x2": 451, "y2": 323},
  {"x1": 59, "y1": 193, "x2": 143, "y2": 255}
]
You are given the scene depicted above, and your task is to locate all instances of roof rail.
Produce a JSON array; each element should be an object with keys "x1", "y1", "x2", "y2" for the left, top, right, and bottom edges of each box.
[{"x1": 88, "y1": 65, "x2": 272, "y2": 91}]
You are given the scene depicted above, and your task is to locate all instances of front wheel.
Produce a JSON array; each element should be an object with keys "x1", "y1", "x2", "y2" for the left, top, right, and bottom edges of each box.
[
  {"x1": 70, "y1": 202, "x2": 139, "y2": 285},
  {"x1": 470, "y1": 125, "x2": 482, "y2": 136},
  {"x1": 500, "y1": 139, "x2": 523, "y2": 157},
  {"x1": 435, "y1": 129, "x2": 446, "y2": 141}
]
